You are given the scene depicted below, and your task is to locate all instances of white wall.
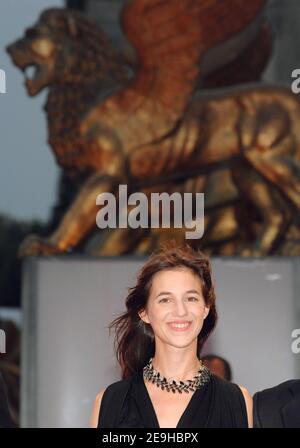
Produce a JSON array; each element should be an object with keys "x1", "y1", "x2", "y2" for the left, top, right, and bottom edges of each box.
[{"x1": 21, "y1": 256, "x2": 300, "y2": 427}]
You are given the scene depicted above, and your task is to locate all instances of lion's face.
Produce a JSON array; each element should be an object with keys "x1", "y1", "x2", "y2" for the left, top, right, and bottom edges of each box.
[
  {"x1": 6, "y1": 9, "x2": 84, "y2": 96},
  {"x1": 7, "y1": 8, "x2": 128, "y2": 98},
  {"x1": 7, "y1": 22, "x2": 59, "y2": 96}
]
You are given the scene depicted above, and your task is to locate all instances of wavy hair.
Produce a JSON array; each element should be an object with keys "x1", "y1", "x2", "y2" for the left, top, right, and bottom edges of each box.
[{"x1": 109, "y1": 242, "x2": 217, "y2": 379}]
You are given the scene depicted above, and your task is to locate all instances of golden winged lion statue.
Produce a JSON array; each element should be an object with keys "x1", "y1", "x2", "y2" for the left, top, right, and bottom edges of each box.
[{"x1": 6, "y1": 0, "x2": 300, "y2": 256}]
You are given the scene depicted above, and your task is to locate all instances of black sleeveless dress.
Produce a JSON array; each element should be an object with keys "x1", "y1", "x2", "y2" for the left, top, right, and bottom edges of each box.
[{"x1": 98, "y1": 370, "x2": 248, "y2": 428}]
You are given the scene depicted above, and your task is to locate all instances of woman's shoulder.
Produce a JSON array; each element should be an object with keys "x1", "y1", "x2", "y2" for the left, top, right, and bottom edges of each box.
[
  {"x1": 211, "y1": 373, "x2": 247, "y2": 394},
  {"x1": 90, "y1": 388, "x2": 106, "y2": 427},
  {"x1": 210, "y1": 374, "x2": 251, "y2": 409},
  {"x1": 90, "y1": 374, "x2": 137, "y2": 427},
  {"x1": 211, "y1": 374, "x2": 253, "y2": 427},
  {"x1": 98, "y1": 374, "x2": 137, "y2": 405}
]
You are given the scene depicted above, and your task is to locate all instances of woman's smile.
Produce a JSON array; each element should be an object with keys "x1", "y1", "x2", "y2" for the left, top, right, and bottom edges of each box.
[{"x1": 167, "y1": 321, "x2": 193, "y2": 331}]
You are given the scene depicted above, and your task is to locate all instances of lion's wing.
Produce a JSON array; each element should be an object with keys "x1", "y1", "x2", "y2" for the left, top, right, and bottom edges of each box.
[
  {"x1": 121, "y1": 0, "x2": 266, "y2": 134},
  {"x1": 81, "y1": 0, "x2": 266, "y2": 153}
]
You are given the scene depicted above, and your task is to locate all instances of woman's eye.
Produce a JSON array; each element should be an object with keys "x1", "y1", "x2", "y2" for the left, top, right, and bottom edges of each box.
[
  {"x1": 187, "y1": 297, "x2": 198, "y2": 302},
  {"x1": 158, "y1": 298, "x2": 170, "y2": 303}
]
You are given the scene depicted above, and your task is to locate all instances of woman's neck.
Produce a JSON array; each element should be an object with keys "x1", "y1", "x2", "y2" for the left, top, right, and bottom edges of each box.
[{"x1": 151, "y1": 347, "x2": 201, "y2": 382}]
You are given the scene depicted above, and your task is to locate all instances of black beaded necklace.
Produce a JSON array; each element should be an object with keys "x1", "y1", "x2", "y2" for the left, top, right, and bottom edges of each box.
[{"x1": 143, "y1": 357, "x2": 211, "y2": 394}]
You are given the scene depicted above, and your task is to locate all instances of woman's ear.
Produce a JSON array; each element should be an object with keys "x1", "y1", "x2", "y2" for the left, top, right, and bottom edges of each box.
[
  {"x1": 138, "y1": 308, "x2": 150, "y2": 324},
  {"x1": 203, "y1": 306, "x2": 210, "y2": 320}
]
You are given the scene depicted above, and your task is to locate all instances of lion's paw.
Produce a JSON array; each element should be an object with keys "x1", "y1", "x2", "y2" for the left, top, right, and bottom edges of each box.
[{"x1": 18, "y1": 234, "x2": 62, "y2": 257}]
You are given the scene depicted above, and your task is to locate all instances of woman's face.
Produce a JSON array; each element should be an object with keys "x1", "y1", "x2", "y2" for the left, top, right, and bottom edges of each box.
[{"x1": 139, "y1": 267, "x2": 210, "y2": 350}]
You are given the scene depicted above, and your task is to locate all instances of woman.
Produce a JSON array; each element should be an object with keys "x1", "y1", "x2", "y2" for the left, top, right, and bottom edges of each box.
[{"x1": 90, "y1": 243, "x2": 253, "y2": 428}]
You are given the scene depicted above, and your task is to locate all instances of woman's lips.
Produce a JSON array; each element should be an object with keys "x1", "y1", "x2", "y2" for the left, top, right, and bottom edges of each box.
[{"x1": 167, "y1": 321, "x2": 192, "y2": 331}]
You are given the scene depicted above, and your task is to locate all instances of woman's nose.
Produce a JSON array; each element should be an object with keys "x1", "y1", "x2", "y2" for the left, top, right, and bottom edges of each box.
[{"x1": 174, "y1": 300, "x2": 188, "y2": 316}]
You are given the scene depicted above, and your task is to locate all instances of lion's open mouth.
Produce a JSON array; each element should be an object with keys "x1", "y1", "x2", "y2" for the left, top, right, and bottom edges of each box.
[{"x1": 23, "y1": 64, "x2": 41, "y2": 82}]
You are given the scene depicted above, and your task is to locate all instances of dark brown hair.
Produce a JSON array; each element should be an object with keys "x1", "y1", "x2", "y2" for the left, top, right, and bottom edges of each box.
[{"x1": 109, "y1": 242, "x2": 217, "y2": 379}]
